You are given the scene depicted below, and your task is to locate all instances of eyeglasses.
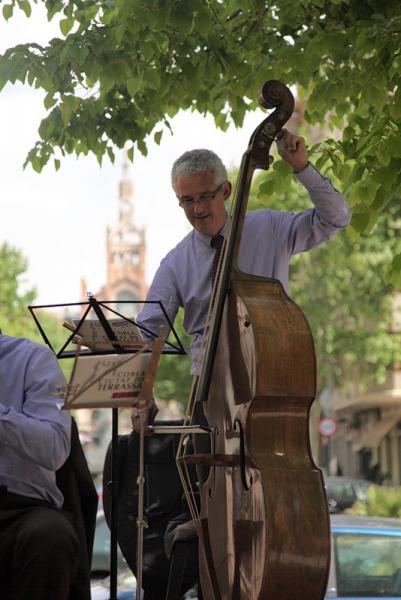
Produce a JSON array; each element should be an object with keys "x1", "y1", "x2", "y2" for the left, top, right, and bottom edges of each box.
[{"x1": 178, "y1": 182, "x2": 225, "y2": 208}]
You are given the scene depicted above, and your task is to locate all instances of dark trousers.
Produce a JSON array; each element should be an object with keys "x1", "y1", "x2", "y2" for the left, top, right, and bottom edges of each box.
[{"x1": 0, "y1": 491, "x2": 80, "y2": 600}]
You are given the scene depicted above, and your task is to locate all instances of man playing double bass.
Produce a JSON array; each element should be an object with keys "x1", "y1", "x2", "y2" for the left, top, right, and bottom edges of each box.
[{"x1": 132, "y1": 129, "x2": 351, "y2": 428}]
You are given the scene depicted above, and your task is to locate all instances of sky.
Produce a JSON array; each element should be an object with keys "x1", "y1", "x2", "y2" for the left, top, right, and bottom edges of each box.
[{"x1": 0, "y1": 5, "x2": 266, "y2": 308}]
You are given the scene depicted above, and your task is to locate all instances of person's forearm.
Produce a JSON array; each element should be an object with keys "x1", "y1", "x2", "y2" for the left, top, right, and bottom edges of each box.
[
  {"x1": 0, "y1": 405, "x2": 71, "y2": 470},
  {"x1": 295, "y1": 163, "x2": 351, "y2": 228}
]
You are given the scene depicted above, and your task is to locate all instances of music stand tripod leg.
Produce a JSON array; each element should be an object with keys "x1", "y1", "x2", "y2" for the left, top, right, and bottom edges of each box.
[
  {"x1": 136, "y1": 417, "x2": 147, "y2": 600},
  {"x1": 134, "y1": 331, "x2": 166, "y2": 600},
  {"x1": 108, "y1": 406, "x2": 119, "y2": 600}
]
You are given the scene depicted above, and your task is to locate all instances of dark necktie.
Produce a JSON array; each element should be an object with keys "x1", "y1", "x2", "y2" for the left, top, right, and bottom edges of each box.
[{"x1": 210, "y1": 234, "x2": 224, "y2": 285}]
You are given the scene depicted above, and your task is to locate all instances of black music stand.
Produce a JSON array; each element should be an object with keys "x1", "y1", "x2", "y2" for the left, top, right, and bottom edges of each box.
[
  {"x1": 29, "y1": 294, "x2": 186, "y2": 600},
  {"x1": 29, "y1": 296, "x2": 185, "y2": 359}
]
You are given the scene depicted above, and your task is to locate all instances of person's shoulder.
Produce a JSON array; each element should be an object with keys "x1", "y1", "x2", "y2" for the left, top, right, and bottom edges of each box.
[
  {"x1": 0, "y1": 334, "x2": 52, "y2": 357},
  {"x1": 244, "y1": 208, "x2": 300, "y2": 235}
]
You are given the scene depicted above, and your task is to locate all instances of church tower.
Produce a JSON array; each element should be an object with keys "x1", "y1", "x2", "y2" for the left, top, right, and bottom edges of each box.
[
  {"x1": 95, "y1": 157, "x2": 147, "y2": 315},
  {"x1": 77, "y1": 158, "x2": 148, "y2": 474}
]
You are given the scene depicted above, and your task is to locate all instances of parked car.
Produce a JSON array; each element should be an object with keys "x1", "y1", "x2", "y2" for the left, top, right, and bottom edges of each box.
[
  {"x1": 325, "y1": 476, "x2": 373, "y2": 513},
  {"x1": 327, "y1": 514, "x2": 401, "y2": 598},
  {"x1": 92, "y1": 509, "x2": 401, "y2": 599}
]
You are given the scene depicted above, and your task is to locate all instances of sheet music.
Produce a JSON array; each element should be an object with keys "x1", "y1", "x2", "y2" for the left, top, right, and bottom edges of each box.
[
  {"x1": 59, "y1": 351, "x2": 151, "y2": 408},
  {"x1": 63, "y1": 317, "x2": 144, "y2": 351}
]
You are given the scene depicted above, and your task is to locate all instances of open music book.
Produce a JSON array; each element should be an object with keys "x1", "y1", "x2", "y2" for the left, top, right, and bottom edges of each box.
[
  {"x1": 63, "y1": 317, "x2": 144, "y2": 351},
  {"x1": 58, "y1": 350, "x2": 151, "y2": 409}
]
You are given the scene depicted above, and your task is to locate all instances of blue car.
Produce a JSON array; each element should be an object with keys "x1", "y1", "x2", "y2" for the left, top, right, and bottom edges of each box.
[
  {"x1": 327, "y1": 514, "x2": 401, "y2": 598},
  {"x1": 92, "y1": 512, "x2": 401, "y2": 599}
]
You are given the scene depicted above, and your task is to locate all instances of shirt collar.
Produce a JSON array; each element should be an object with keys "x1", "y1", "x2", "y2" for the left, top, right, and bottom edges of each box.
[{"x1": 194, "y1": 215, "x2": 230, "y2": 247}]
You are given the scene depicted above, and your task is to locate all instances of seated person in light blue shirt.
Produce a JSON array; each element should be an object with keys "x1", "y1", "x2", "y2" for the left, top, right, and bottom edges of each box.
[
  {"x1": 0, "y1": 334, "x2": 80, "y2": 600},
  {"x1": 133, "y1": 130, "x2": 351, "y2": 430}
]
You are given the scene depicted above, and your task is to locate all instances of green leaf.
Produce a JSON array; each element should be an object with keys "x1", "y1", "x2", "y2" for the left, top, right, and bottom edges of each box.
[
  {"x1": 126, "y1": 76, "x2": 143, "y2": 97},
  {"x1": 376, "y1": 146, "x2": 391, "y2": 167},
  {"x1": 171, "y1": 5, "x2": 193, "y2": 35},
  {"x1": 114, "y1": 24, "x2": 127, "y2": 44},
  {"x1": 372, "y1": 167, "x2": 398, "y2": 190},
  {"x1": 195, "y1": 8, "x2": 211, "y2": 36},
  {"x1": 214, "y1": 112, "x2": 229, "y2": 131},
  {"x1": 146, "y1": 69, "x2": 160, "y2": 89},
  {"x1": 127, "y1": 146, "x2": 134, "y2": 162},
  {"x1": 258, "y1": 178, "x2": 275, "y2": 196},
  {"x1": 355, "y1": 29, "x2": 369, "y2": 52},
  {"x1": 47, "y1": 1, "x2": 63, "y2": 21},
  {"x1": 107, "y1": 146, "x2": 115, "y2": 163},
  {"x1": 63, "y1": 95, "x2": 79, "y2": 112},
  {"x1": 386, "y1": 136, "x2": 401, "y2": 158},
  {"x1": 273, "y1": 159, "x2": 293, "y2": 177},
  {"x1": 76, "y1": 141, "x2": 88, "y2": 156},
  {"x1": 2, "y1": 4, "x2": 14, "y2": 20},
  {"x1": 101, "y1": 9, "x2": 115, "y2": 25},
  {"x1": 392, "y1": 253, "x2": 401, "y2": 271},
  {"x1": 54, "y1": 158, "x2": 61, "y2": 170},
  {"x1": 154, "y1": 130, "x2": 163, "y2": 145},
  {"x1": 77, "y1": 46, "x2": 89, "y2": 67},
  {"x1": 336, "y1": 102, "x2": 348, "y2": 119},
  {"x1": 60, "y1": 94, "x2": 79, "y2": 124},
  {"x1": 31, "y1": 155, "x2": 43, "y2": 173},
  {"x1": 143, "y1": 7, "x2": 160, "y2": 29},
  {"x1": 351, "y1": 211, "x2": 371, "y2": 233},
  {"x1": 44, "y1": 92, "x2": 56, "y2": 110},
  {"x1": 389, "y1": 102, "x2": 401, "y2": 121},
  {"x1": 38, "y1": 121, "x2": 46, "y2": 140},
  {"x1": 141, "y1": 41, "x2": 155, "y2": 61},
  {"x1": 315, "y1": 154, "x2": 328, "y2": 171},
  {"x1": 384, "y1": 255, "x2": 401, "y2": 287},
  {"x1": 60, "y1": 17, "x2": 74, "y2": 37},
  {"x1": 38, "y1": 116, "x2": 56, "y2": 140},
  {"x1": 19, "y1": 0, "x2": 32, "y2": 17},
  {"x1": 137, "y1": 138, "x2": 148, "y2": 156},
  {"x1": 365, "y1": 85, "x2": 388, "y2": 110}
]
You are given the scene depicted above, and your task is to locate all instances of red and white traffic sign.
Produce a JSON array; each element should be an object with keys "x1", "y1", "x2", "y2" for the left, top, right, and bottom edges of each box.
[{"x1": 318, "y1": 417, "x2": 338, "y2": 437}]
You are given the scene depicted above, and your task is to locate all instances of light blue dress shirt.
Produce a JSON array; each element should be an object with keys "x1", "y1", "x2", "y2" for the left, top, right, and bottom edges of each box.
[
  {"x1": 137, "y1": 165, "x2": 351, "y2": 374},
  {"x1": 0, "y1": 335, "x2": 71, "y2": 507}
]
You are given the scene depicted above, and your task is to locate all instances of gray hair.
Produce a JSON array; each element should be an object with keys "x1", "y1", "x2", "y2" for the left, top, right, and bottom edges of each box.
[{"x1": 171, "y1": 149, "x2": 227, "y2": 193}]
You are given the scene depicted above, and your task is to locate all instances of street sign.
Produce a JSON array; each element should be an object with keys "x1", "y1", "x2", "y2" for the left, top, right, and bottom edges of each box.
[{"x1": 318, "y1": 416, "x2": 338, "y2": 437}]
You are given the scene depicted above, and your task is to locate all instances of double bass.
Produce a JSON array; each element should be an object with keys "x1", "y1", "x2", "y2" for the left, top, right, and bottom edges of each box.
[{"x1": 178, "y1": 80, "x2": 330, "y2": 599}]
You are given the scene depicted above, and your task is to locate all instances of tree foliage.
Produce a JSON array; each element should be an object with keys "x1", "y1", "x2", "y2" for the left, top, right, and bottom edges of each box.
[
  {"x1": 0, "y1": 242, "x2": 70, "y2": 375},
  {"x1": 0, "y1": 242, "x2": 38, "y2": 337},
  {"x1": 347, "y1": 485, "x2": 401, "y2": 518},
  {"x1": 1, "y1": 0, "x2": 401, "y2": 279},
  {"x1": 153, "y1": 308, "x2": 192, "y2": 406}
]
